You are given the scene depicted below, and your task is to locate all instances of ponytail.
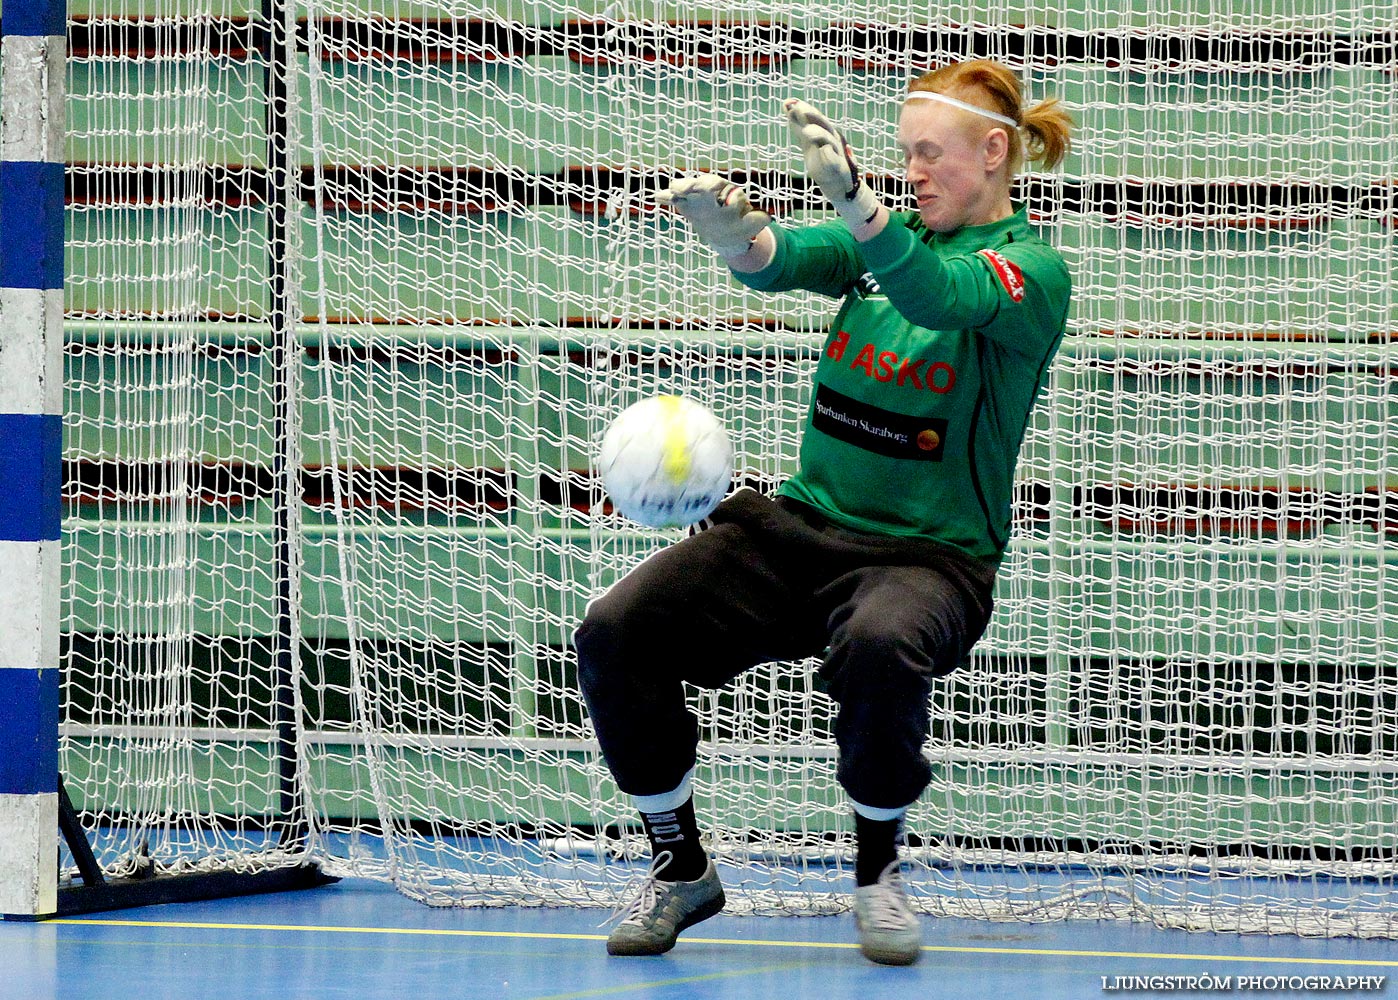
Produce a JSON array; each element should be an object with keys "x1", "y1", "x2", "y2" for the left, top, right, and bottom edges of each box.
[{"x1": 1021, "y1": 96, "x2": 1072, "y2": 171}]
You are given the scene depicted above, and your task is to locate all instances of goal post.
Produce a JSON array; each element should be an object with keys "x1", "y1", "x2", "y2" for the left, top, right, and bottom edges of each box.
[
  {"x1": 0, "y1": 0, "x2": 338, "y2": 918},
  {"x1": 27, "y1": 0, "x2": 1398, "y2": 934},
  {"x1": 0, "y1": 0, "x2": 66, "y2": 921}
]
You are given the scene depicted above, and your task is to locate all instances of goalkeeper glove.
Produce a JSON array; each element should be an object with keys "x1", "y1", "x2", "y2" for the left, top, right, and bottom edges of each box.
[
  {"x1": 656, "y1": 173, "x2": 771, "y2": 258},
  {"x1": 784, "y1": 98, "x2": 883, "y2": 234}
]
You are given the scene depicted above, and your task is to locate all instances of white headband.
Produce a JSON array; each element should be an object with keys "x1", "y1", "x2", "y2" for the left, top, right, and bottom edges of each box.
[{"x1": 903, "y1": 91, "x2": 1019, "y2": 129}]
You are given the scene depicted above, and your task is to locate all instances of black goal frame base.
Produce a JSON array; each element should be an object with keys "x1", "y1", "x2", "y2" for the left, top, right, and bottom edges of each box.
[
  {"x1": 48, "y1": 862, "x2": 340, "y2": 919},
  {"x1": 1, "y1": 775, "x2": 339, "y2": 922}
]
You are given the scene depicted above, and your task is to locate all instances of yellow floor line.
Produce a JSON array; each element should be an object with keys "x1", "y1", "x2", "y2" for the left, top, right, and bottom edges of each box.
[
  {"x1": 45, "y1": 918, "x2": 1398, "y2": 968},
  {"x1": 50, "y1": 918, "x2": 608, "y2": 943}
]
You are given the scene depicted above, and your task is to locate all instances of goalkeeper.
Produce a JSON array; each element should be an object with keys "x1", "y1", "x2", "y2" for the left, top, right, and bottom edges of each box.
[{"x1": 575, "y1": 59, "x2": 1072, "y2": 966}]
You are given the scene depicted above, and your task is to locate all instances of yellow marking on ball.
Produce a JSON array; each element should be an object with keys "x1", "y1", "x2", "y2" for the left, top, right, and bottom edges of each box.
[{"x1": 657, "y1": 395, "x2": 692, "y2": 486}]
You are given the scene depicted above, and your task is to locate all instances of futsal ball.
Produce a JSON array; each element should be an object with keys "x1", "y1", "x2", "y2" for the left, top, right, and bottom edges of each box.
[{"x1": 598, "y1": 395, "x2": 733, "y2": 528}]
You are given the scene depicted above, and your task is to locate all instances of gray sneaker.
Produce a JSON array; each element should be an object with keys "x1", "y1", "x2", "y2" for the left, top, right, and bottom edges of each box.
[
  {"x1": 853, "y1": 864, "x2": 923, "y2": 966},
  {"x1": 605, "y1": 857, "x2": 726, "y2": 956}
]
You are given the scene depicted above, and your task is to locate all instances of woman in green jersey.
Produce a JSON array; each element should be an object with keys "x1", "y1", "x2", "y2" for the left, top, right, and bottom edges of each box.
[{"x1": 576, "y1": 59, "x2": 1073, "y2": 966}]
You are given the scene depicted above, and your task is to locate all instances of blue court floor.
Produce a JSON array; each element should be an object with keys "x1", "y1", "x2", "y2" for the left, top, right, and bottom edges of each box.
[{"x1": 4, "y1": 877, "x2": 1396, "y2": 1000}]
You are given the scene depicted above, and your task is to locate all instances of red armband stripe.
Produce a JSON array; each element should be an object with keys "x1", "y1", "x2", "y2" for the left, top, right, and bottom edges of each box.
[{"x1": 977, "y1": 249, "x2": 1025, "y2": 303}]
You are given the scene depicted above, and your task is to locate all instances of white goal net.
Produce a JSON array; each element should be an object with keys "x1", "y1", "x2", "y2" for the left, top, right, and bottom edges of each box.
[{"x1": 59, "y1": 0, "x2": 1397, "y2": 935}]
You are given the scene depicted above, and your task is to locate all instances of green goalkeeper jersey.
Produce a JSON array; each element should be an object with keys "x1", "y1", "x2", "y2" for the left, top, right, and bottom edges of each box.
[{"x1": 732, "y1": 206, "x2": 1071, "y2": 563}]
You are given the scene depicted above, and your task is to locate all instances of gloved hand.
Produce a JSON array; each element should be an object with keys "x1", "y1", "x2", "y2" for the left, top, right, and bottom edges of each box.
[
  {"x1": 784, "y1": 98, "x2": 883, "y2": 232},
  {"x1": 656, "y1": 173, "x2": 771, "y2": 258}
]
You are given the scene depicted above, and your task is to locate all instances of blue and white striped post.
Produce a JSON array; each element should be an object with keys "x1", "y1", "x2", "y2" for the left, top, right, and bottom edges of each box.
[{"x1": 0, "y1": 0, "x2": 66, "y2": 919}]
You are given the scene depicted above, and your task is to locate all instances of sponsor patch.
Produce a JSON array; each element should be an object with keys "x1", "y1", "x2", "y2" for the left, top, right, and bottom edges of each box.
[
  {"x1": 977, "y1": 249, "x2": 1025, "y2": 302},
  {"x1": 811, "y1": 383, "x2": 947, "y2": 462}
]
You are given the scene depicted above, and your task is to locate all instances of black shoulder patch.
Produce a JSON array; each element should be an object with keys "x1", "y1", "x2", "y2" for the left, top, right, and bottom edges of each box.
[{"x1": 853, "y1": 272, "x2": 883, "y2": 296}]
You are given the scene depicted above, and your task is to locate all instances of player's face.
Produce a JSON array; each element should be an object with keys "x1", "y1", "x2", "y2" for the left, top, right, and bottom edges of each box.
[{"x1": 896, "y1": 101, "x2": 1009, "y2": 232}]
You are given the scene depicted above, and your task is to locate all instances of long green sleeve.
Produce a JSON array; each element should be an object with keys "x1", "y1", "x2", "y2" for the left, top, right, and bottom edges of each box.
[{"x1": 729, "y1": 219, "x2": 864, "y2": 300}]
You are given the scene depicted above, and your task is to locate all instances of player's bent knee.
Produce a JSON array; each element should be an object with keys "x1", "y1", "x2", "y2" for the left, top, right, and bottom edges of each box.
[
  {"x1": 573, "y1": 603, "x2": 625, "y2": 688},
  {"x1": 829, "y1": 603, "x2": 965, "y2": 681},
  {"x1": 573, "y1": 593, "x2": 665, "y2": 694},
  {"x1": 829, "y1": 622, "x2": 932, "y2": 679}
]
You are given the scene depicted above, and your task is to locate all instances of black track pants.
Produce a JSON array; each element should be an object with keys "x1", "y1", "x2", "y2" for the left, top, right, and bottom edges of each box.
[{"x1": 574, "y1": 490, "x2": 997, "y2": 811}]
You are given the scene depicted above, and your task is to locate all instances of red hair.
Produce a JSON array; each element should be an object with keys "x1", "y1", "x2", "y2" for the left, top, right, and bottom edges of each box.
[{"x1": 908, "y1": 60, "x2": 1072, "y2": 174}]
